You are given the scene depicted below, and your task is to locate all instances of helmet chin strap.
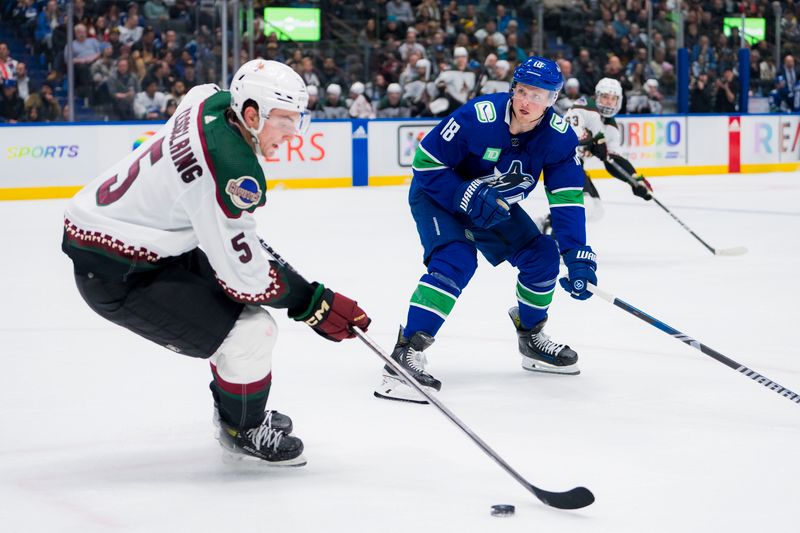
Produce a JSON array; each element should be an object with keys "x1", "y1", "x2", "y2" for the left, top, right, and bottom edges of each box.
[{"x1": 235, "y1": 106, "x2": 267, "y2": 156}]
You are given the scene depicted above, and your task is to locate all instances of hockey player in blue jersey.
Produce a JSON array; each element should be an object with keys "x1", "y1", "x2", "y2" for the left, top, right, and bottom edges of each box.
[{"x1": 375, "y1": 57, "x2": 599, "y2": 403}]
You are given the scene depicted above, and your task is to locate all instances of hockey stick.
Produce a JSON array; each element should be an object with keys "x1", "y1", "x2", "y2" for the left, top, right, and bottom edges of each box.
[
  {"x1": 352, "y1": 326, "x2": 595, "y2": 510},
  {"x1": 588, "y1": 283, "x2": 800, "y2": 406},
  {"x1": 605, "y1": 158, "x2": 747, "y2": 256},
  {"x1": 258, "y1": 238, "x2": 594, "y2": 510}
]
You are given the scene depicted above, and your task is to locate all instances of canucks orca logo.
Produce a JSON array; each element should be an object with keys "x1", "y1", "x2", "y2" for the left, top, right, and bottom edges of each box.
[{"x1": 482, "y1": 160, "x2": 534, "y2": 205}]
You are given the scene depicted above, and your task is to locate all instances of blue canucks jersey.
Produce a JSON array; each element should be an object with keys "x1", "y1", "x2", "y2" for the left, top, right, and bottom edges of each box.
[{"x1": 411, "y1": 92, "x2": 587, "y2": 252}]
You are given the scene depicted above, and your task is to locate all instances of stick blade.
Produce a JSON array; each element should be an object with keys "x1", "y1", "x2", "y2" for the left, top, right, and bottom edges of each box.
[
  {"x1": 530, "y1": 485, "x2": 595, "y2": 510},
  {"x1": 715, "y1": 246, "x2": 748, "y2": 256}
]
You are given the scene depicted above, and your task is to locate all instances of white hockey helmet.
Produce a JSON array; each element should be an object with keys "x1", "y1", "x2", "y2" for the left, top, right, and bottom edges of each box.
[
  {"x1": 229, "y1": 59, "x2": 310, "y2": 148},
  {"x1": 594, "y1": 77, "x2": 622, "y2": 118}
]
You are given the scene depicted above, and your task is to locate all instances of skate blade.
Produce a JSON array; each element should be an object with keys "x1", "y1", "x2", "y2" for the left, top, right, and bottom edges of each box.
[
  {"x1": 220, "y1": 448, "x2": 308, "y2": 468},
  {"x1": 521, "y1": 358, "x2": 580, "y2": 375},
  {"x1": 373, "y1": 374, "x2": 431, "y2": 404}
]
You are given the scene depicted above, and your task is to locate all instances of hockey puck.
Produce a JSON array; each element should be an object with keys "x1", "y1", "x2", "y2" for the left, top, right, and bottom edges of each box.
[{"x1": 490, "y1": 504, "x2": 515, "y2": 517}]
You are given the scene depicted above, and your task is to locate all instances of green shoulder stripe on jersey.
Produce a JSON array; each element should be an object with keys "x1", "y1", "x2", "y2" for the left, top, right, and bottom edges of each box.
[
  {"x1": 545, "y1": 186, "x2": 584, "y2": 207},
  {"x1": 199, "y1": 91, "x2": 267, "y2": 218},
  {"x1": 412, "y1": 145, "x2": 447, "y2": 171},
  {"x1": 605, "y1": 116, "x2": 618, "y2": 127}
]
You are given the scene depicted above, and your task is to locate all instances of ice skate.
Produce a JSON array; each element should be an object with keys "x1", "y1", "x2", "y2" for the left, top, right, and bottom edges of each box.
[
  {"x1": 215, "y1": 409, "x2": 306, "y2": 467},
  {"x1": 374, "y1": 327, "x2": 440, "y2": 404},
  {"x1": 509, "y1": 307, "x2": 580, "y2": 375}
]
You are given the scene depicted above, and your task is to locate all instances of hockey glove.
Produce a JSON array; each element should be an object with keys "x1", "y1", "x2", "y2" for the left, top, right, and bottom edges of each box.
[
  {"x1": 454, "y1": 179, "x2": 511, "y2": 229},
  {"x1": 588, "y1": 133, "x2": 608, "y2": 161},
  {"x1": 559, "y1": 246, "x2": 597, "y2": 301},
  {"x1": 291, "y1": 283, "x2": 371, "y2": 342},
  {"x1": 631, "y1": 175, "x2": 653, "y2": 201}
]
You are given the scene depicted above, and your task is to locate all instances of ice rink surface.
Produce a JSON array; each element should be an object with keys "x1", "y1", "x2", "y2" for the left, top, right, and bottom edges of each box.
[{"x1": 1, "y1": 171, "x2": 799, "y2": 532}]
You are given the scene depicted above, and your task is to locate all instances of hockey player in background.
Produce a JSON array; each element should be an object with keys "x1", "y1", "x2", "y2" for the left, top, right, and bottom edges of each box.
[
  {"x1": 375, "y1": 56, "x2": 598, "y2": 403},
  {"x1": 542, "y1": 77, "x2": 653, "y2": 231},
  {"x1": 62, "y1": 60, "x2": 371, "y2": 466}
]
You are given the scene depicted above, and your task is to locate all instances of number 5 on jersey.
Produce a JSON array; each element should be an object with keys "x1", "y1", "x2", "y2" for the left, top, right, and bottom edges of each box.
[{"x1": 440, "y1": 117, "x2": 460, "y2": 142}]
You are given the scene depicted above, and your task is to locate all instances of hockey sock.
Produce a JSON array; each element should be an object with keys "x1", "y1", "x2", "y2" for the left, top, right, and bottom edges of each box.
[
  {"x1": 210, "y1": 364, "x2": 272, "y2": 430},
  {"x1": 403, "y1": 273, "x2": 460, "y2": 339},
  {"x1": 516, "y1": 277, "x2": 555, "y2": 329}
]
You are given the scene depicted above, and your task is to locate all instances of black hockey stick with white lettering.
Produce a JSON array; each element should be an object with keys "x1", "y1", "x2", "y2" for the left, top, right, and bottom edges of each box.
[
  {"x1": 258, "y1": 237, "x2": 594, "y2": 510},
  {"x1": 588, "y1": 283, "x2": 800, "y2": 406},
  {"x1": 605, "y1": 158, "x2": 747, "y2": 256}
]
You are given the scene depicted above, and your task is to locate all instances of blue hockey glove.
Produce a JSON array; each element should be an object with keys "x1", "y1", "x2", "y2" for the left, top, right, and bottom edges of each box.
[
  {"x1": 559, "y1": 246, "x2": 597, "y2": 301},
  {"x1": 454, "y1": 179, "x2": 511, "y2": 229}
]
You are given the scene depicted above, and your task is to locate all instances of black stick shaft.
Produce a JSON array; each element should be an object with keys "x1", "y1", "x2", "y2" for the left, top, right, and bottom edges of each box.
[
  {"x1": 605, "y1": 158, "x2": 718, "y2": 254},
  {"x1": 352, "y1": 327, "x2": 594, "y2": 510},
  {"x1": 589, "y1": 284, "x2": 800, "y2": 405},
  {"x1": 259, "y1": 237, "x2": 593, "y2": 509}
]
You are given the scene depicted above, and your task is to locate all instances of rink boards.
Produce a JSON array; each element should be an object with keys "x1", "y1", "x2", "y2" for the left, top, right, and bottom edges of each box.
[{"x1": 1, "y1": 113, "x2": 798, "y2": 200}]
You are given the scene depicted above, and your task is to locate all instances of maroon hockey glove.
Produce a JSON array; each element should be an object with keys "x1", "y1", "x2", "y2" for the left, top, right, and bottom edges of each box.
[{"x1": 291, "y1": 284, "x2": 371, "y2": 342}]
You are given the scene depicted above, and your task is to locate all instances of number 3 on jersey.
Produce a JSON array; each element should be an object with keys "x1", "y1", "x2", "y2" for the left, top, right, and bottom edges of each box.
[{"x1": 440, "y1": 117, "x2": 460, "y2": 141}]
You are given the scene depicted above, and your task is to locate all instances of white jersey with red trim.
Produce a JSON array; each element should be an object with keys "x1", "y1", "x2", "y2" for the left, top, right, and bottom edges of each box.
[
  {"x1": 563, "y1": 96, "x2": 621, "y2": 159},
  {"x1": 63, "y1": 84, "x2": 284, "y2": 304}
]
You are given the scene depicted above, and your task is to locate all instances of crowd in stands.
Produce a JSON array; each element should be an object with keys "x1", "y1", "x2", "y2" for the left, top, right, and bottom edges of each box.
[{"x1": 2, "y1": 0, "x2": 800, "y2": 124}]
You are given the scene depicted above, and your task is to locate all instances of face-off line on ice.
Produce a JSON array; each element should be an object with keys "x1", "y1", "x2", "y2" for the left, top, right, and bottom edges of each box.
[{"x1": 58, "y1": 55, "x2": 797, "y2": 516}]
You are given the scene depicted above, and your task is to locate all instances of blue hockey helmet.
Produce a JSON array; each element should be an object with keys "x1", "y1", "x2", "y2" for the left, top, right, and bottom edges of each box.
[
  {"x1": 511, "y1": 56, "x2": 563, "y2": 107},
  {"x1": 512, "y1": 56, "x2": 564, "y2": 92}
]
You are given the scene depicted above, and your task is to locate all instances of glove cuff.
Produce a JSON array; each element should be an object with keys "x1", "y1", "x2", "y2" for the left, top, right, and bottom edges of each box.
[
  {"x1": 563, "y1": 246, "x2": 597, "y2": 264},
  {"x1": 289, "y1": 282, "x2": 326, "y2": 321}
]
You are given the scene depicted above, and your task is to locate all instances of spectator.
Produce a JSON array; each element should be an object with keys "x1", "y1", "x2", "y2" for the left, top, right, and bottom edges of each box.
[
  {"x1": 35, "y1": 1, "x2": 62, "y2": 67},
  {"x1": 106, "y1": 57, "x2": 138, "y2": 120},
  {"x1": 66, "y1": 24, "x2": 102, "y2": 100},
  {"x1": 432, "y1": 46, "x2": 476, "y2": 114},
  {"x1": 399, "y1": 51, "x2": 423, "y2": 86},
  {"x1": 415, "y1": 0, "x2": 441, "y2": 24},
  {"x1": 169, "y1": 79, "x2": 187, "y2": 106},
  {"x1": 778, "y1": 55, "x2": 798, "y2": 92},
  {"x1": 319, "y1": 57, "x2": 347, "y2": 89},
  {"x1": 376, "y1": 82, "x2": 411, "y2": 118},
  {"x1": 0, "y1": 79, "x2": 25, "y2": 123},
  {"x1": 366, "y1": 72, "x2": 388, "y2": 102},
  {"x1": 181, "y1": 60, "x2": 198, "y2": 89},
  {"x1": 0, "y1": 42, "x2": 18, "y2": 82},
  {"x1": 628, "y1": 79, "x2": 663, "y2": 114},
  {"x1": 144, "y1": 0, "x2": 170, "y2": 28},
  {"x1": 478, "y1": 57, "x2": 511, "y2": 95},
  {"x1": 714, "y1": 68, "x2": 738, "y2": 112},
  {"x1": 347, "y1": 82, "x2": 376, "y2": 118},
  {"x1": 91, "y1": 46, "x2": 116, "y2": 107},
  {"x1": 163, "y1": 97, "x2": 178, "y2": 120},
  {"x1": 118, "y1": 11, "x2": 144, "y2": 47},
  {"x1": 386, "y1": 0, "x2": 414, "y2": 26},
  {"x1": 299, "y1": 56, "x2": 321, "y2": 87},
  {"x1": 321, "y1": 83, "x2": 349, "y2": 119},
  {"x1": 398, "y1": 27, "x2": 426, "y2": 61},
  {"x1": 15, "y1": 63, "x2": 32, "y2": 101},
  {"x1": 25, "y1": 82, "x2": 61, "y2": 122},
  {"x1": 689, "y1": 72, "x2": 714, "y2": 113},
  {"x1": 555, "y1": 78, "x2": 583, "y2": 115},
  {"x1": 305, "y1": 84, "x2": 323, "y2": 118},
  {"x1": 574, "y1": 48, "x2": 599, "y2": 96},
  {"x1": 134, "y1": 77, "x2": 168, "y2": 120}
]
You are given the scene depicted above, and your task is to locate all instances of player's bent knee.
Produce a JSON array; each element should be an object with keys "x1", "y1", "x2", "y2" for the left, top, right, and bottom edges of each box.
[
  {"x1": 209, "y1": 306, "x2": 277, "y2": 383},
  {"x1": 513, "y1": 236, "x2": 560, "y2": 281},
  {"x1": 427, "y1": 242, "x2": 478, "y2": 290}
]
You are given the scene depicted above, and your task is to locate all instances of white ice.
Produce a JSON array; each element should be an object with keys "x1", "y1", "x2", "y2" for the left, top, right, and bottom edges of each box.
[{"x1": 1, "y1": 172, "x2": 799, "y2": 533}]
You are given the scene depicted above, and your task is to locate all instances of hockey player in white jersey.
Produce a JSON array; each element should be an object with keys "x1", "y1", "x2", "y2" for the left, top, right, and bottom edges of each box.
[
  {"x1": 541, "y1": 77, "x2": 653, "y2": 232},
  {"x1": 62, "y1": 60, "x2": 371, "y2": 467}
]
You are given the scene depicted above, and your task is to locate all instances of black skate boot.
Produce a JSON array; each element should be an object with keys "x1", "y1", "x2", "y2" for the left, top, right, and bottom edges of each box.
[
  {"x1": 374, "y1": 327, "x2": 440, "y2": 404},
  {"x1": 509, "y1": 307, "x2": 579, "y2": 375},
  {"x1": 215, "y1": 410, "x2": 306, "y2": 467}
]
